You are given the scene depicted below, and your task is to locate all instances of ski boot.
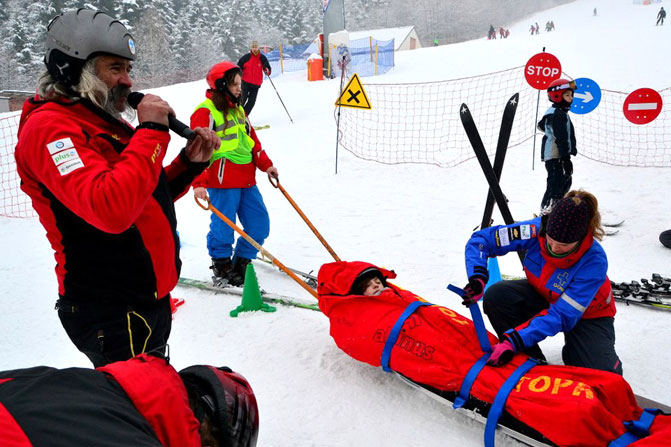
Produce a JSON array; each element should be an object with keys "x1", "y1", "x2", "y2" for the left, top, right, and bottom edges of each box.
[
  {"x1": 228, "y1": 257, "x2": 252, "y2": 287},
  {"x1": 211, "y1": 257, "x2": 233, "y2": 287}
]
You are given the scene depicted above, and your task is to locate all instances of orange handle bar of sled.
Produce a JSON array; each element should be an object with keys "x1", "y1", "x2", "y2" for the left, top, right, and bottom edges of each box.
[
  {"x1": 195, "y1": 196, "x2": 318, "y2": 299},
  {"x1": 269, "y1": 177, "x2": 341, "y2": 262}
]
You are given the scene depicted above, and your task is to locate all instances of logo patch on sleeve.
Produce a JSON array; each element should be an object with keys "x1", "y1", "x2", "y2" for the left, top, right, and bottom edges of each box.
[
  {"x1": 47, "y1": 138, "x2": 84, "y2": 175},
  {"x1": 46, "y1": 137, "x2": 74, "y2": 154},
  {"x1": 498, "y1": 228, "x2": 510, "y2": 246}
]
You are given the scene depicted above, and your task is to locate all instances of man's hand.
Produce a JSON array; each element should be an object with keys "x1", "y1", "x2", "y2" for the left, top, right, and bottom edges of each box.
[
  {"x1": 264, "y1": 67, "x2": 271, "y2": 76},
  {"x1": 136, "y1": 94, "x2": 173, "y2": 126},
  {"x1": 185, "y1": 127, "x2": 218, "y2": 163},
  {"x1": 266, "y1": 166, "x2": 278, "y2": 181},
  {"x1": 487, "y1": 340, "x2": 515, "y2": 366},
  {"x1": 193, "y1": 186, "x2": 208, "y2": 201},
  {"x1": 462, "y1": 275, "x2": 487, "y2": 306}
]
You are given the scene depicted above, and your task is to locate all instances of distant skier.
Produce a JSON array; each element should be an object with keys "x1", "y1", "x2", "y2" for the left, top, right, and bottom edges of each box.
[
  {"x1": 499, "y1": 26, "x2": 505, "y2": 39},
  {"x1": 538, "y1": 78, "x2": 577, "y2": 212},
  {"x1": 433, "y1": 36, "x2": 439, "y2": 46},
  {"x1": 529, "y1": 23, "x2": 536, "y2": 35},
  {"x1": 535, "y1": 22, "x2": 540, "y2": 34},
  {"x1": 488, "y1": 24, "x2": 496, "y2": 39},
  {"x1": 593, "y1": 8, "x2": 597, "y2": 16},
  {"x1": 657, "y1": 7, "x2": 666, "y2": 26}
]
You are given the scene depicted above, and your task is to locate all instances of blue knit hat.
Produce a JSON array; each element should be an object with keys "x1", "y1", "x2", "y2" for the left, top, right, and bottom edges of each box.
[{"x1": 546, "y1": 196, "x2": 591, "y2": 243}]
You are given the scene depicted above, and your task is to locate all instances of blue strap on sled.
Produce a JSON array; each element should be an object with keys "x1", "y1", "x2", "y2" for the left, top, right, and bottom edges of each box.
[
  {"x1": 453, "y1": 352, "x2": 490, "y2": 410},
  {"x1": 447, "y1": 284, "x2": 492, "y2": 353},
  {"x1": 484, "y1": 358, "x2": 539, "y2": 447},
  {"x1": 608, "y1": 408, "x2": 663, "y2": 447},
  {"x1": 447, "y1": 284, "x2": 494, "y2": 409},
  {"x1": 380, "y1": 301, "x2": 433, "y2": 372}
]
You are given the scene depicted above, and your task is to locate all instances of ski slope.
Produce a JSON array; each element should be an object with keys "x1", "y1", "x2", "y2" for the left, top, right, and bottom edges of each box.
[{"x1": 1, "y1": 0, "x2": 670, "y2": 445}]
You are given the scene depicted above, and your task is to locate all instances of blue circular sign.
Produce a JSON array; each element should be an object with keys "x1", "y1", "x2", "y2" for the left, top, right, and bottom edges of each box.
[{"x1": 570, "y1": 77, "x2": 601, "y2": 114}]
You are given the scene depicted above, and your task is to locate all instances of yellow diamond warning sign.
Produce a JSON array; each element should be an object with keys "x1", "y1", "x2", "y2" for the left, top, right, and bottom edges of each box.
[{"x1": 335, "y1": 73, "x2": 372, "y2": 110}]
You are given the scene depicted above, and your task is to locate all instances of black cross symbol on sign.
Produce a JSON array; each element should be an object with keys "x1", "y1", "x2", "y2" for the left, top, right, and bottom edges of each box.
[{"x1": 347, "y1": 89, "x2": 361, "y2": 104}]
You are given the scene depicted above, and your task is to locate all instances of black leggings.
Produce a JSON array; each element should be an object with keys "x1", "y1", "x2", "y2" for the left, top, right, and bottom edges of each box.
[{"x1": 483, "y1": 280, "x2": 622, "y2": 375}]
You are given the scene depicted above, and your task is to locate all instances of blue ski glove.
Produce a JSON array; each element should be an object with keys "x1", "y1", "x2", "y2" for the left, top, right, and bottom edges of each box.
[
  {"x1": 462, "y1": 275, "x2": 487, "y2": 307},
  {"x1": 487, "y1": 340, "x2": 515, "y2": 366}
]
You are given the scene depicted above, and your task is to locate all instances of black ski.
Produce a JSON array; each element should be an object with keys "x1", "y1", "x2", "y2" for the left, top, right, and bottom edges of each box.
[
  {"x1": 460, "y1": 98, "x2": 524, "y2": 263},
  {"x1": 610, "y1": 274, "x2": 671, "y2": 311},
  {"x1": 479, "y1": 93, "x2": 519, "y2": 231}
]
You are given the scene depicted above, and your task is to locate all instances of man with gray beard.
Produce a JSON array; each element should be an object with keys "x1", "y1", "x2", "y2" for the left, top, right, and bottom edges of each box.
[{"x1": 14, "y1": 9, "x2": 219, "y2": 367}]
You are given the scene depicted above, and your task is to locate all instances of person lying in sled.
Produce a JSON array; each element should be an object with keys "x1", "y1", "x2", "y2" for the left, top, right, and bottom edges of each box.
[{"x1": 317, "y1": 261, "x2": 671, "y2": 447}]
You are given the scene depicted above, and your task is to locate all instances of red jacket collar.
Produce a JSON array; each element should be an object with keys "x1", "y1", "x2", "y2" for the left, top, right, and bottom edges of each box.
[{"x1": 539, "y1": 230, "x2": 594, "y2": 269}]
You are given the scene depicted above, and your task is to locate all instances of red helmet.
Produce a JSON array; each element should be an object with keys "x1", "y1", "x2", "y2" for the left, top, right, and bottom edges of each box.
[
  {"x1": 179, "y1": 365, "x2": 259, "y2": 447},
  {"x1": 206, "y1": 61, "x2": 242, "y2": 91},
  {"x1": 547, "y1": 78, "x2": 576, "y2": 103}
]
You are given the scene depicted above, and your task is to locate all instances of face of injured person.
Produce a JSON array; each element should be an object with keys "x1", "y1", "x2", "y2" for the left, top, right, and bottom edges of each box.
[{"x1": 362, "y1": 277, "x2": 385, "y2": 296}]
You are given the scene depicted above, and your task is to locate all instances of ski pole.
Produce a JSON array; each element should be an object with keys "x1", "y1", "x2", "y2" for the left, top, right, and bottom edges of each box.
[
  {"x1": 265, "y1": 74, "x2": 293, "y2": 123},
  {"x1": 195, "y1": 196, "x2": 317, "y2": 299},
  {"x1": 269, "y1": 177, "x2": 341, "y2": 262}
]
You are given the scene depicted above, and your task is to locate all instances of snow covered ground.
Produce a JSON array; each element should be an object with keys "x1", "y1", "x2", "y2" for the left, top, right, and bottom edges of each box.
[{"x1": 1, "y1": 0, "x2": 670, "y2": 445}]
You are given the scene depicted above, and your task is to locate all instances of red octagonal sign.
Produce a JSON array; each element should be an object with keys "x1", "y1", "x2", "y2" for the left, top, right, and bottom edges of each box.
[
  {"x1": 525, "y1": 52, "x2": 562, "y2": 90},
  {"x1": 623, "y1": 88, "x2": 663, "y2": 125}
]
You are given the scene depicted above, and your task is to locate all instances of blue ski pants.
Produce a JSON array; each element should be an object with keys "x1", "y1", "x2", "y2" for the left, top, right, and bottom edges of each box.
[{"x1": 206, "y1": 186, "x2": 269, "y2": 261}]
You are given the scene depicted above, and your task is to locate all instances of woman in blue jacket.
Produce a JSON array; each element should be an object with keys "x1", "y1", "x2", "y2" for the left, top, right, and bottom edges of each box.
[{"x1": 461, "y1": 190, "x2": 622, "y2": 374}]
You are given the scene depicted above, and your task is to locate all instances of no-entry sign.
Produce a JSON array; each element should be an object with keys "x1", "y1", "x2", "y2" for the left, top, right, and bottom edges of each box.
[
  {"x1": 525, "y1": 52, "x2": 562, "y2": 90},
  {"x1": 623, "y1": 88, "x2": 663, "y2": 125}
]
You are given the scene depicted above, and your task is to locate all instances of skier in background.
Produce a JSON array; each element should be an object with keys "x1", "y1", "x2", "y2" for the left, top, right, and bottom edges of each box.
[
  {"x1": 535, "y1": 22, "x2": 540, "y2": 34},
  {"x1": 488, "y1": 24, "x2": 496, "y2": 39},
  {"x1": 237, "y1": 40, "x2": 272, "y2": 116},
  {"x1": 461, "y1": 190, "x2": 622, "y2": 374},
  {"x1": 433, "y1": 36, "x2": 439, "y2": 46},
  {"x1": 538, "y1": 78, "x2": 577, "y2": 212},
  {"x1": 656, "y1": 7, "x2": 666, "y2": 26}
]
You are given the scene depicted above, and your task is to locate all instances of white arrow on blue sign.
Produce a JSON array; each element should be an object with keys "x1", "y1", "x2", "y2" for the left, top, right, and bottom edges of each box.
[{"x1": 570, "y1": 77, "x2": 602, "y2": 114}]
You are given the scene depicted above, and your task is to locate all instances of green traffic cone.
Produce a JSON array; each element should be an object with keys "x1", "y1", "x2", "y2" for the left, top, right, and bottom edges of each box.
[{"x1": 230, "y1": 263, "x2": 276, "y2": 317}]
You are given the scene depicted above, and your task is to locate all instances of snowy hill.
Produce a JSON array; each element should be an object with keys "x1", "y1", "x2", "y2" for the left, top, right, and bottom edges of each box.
[{"x1": 1, "y1": 0, "x2": 670, "y2": 446}]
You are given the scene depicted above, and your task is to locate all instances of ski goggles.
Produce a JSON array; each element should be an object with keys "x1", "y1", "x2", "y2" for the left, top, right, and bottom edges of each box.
[{"x1": 548, "y1": 80, "x2": 576, "y2": 92}]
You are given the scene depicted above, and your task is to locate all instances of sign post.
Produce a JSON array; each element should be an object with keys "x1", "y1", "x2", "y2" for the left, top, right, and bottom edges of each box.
[{"x1": 524, "y1": 50, "x2": 562, "y2": 170}]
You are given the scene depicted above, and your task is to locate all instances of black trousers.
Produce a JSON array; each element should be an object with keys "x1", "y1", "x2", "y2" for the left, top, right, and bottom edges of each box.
[
  {"x1": 483, "y1": 280, "x2": 622, "y2": 375},
  {"x1": 540, "y1": 158, "x2": 572, "y2": 210},
  {"x1": 241, "y1": 81, "x2": 260, "y2": 116},
  {"x1": 57, "y1": 296, "x2": 172, "y2": 367}
]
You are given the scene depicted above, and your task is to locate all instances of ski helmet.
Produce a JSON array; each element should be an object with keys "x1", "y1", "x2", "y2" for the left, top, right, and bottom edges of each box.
[
  {"x1": 179, "y1": 365, "x2": 259, "y2": 447},
  {"x1": 547, "y1": 78, "x2": 576, "y2": 103},
  {"x1": 45, "y1": 9, "x2": 136, "y2": 86},
  {"x1": 206, "y1": 61, "x2": 242, "y2": 91}
]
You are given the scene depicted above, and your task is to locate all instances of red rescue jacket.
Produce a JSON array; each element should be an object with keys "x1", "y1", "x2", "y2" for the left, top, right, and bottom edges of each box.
[
  {"x1": 14, "y1": 97, "x2": 207, "y2": 305},
  {"x1": 317, "y1": 261, "x2": 671, "y2": 447}
]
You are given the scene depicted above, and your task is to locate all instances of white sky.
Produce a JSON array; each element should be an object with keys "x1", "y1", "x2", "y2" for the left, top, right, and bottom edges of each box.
[{"x1": 1, "y1": 0, "x2": 670, "y2": 446}]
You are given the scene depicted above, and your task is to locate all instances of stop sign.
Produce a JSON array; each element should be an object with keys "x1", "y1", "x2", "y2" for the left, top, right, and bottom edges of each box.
[
  {"x1": 623, "y1": 88, "x2": 663, "y2": 125},
  {"x1": 525, "y1": 53, "x2": 562, "y2": 90}
]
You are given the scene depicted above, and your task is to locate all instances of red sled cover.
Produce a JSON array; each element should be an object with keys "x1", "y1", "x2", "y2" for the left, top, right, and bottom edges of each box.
[{"x1": 317, "y1": 261, "x2": 671, "y2": 447}]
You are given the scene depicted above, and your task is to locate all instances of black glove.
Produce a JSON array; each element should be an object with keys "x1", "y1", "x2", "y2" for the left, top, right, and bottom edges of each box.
[
  {"x1": 462, "y1": 274, "x2": 488, "y2": 306},
  {"x1": 561, "y1": 156, "x2": 573, "y2": 177}
]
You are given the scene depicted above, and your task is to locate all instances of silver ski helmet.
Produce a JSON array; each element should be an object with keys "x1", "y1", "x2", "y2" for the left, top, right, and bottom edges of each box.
[{"x1": 45, "y1": 8, "x2": 136, "y2": 86}]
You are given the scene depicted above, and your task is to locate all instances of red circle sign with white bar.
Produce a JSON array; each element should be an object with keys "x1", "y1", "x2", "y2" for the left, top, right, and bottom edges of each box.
[
  {"x1": 623, "y1": 88, "x2": 663, "y2": 125},
  {"x1": 524, "y1": 52, "x2": 562, "y2": 90}
]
